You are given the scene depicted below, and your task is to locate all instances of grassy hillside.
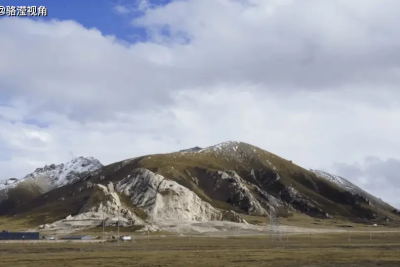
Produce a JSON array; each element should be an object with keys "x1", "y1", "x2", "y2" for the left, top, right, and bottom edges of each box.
[{"x1": 0, "y1": 180, "x2": 45, "y2": 215}]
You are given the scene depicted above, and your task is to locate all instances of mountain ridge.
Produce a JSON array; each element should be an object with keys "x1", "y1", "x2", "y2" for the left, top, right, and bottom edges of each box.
[
  {"x1": 0, "y1": 156, "x2": 103, "y2": 215},
  {"x1": 1, "y1": 141, "x2": 399, "y2": 234}
]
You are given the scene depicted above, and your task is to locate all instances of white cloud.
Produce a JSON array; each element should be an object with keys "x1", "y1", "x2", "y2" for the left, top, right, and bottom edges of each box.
[
  {"x1": 113, "y1": 5, "x2": 131, "y2": 14},
  {"x1": 0, "y1": 0, "x2": 400, "y2": 207},
  {"x1": 333, "y1": 157, "x2": 400, "y2": 208}
]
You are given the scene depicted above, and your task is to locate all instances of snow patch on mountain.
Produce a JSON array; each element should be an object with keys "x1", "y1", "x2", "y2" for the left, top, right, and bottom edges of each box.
[
  {"x1": 311, "y1": 169, "x2": 391, "y2": 210},
  {"x1": 0, "y1": 157, "x2": 103, "y2": 204},
  {"x1": 0, "y1": 178, "x2": 19, "y2": 191},
  {"x1": 24, "y1": 156, "x2": 103, "y2": 188},
  {"x1": 311, "y1": 170, "x2": 357, "y2": 194},
  {"x1": 196, "y1": 141, "x2": 262, "y2": 165},
  {"x1": 199, "y1": 141, "x2": 241, "y2": 153}
]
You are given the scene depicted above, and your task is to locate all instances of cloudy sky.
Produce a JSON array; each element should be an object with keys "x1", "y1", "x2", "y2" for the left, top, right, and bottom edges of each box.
[{"x1": 0, "y1": 0, "x2": 399, "y2": 208}]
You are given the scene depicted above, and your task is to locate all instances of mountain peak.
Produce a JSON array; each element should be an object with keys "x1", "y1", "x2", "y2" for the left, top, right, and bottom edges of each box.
[
  {"x1": 198, "y1": 141, "x2": 249, "y2": 152},
  {"x1": 196, "y1": 141, "x2": 265, "y2": 160},
  {"x1": 24, "y1": 156, "x2": 103, "y2": 187}
]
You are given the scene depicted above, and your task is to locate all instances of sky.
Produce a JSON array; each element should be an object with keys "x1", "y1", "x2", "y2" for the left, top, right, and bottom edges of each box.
[{"x1": 0, "y1": 0, "x2": 399, "y2": 208}]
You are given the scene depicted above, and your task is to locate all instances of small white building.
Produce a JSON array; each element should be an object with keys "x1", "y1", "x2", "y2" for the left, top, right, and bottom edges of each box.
[{"x1": 120, "y1": 235, "x2": 132, "y2": 241}]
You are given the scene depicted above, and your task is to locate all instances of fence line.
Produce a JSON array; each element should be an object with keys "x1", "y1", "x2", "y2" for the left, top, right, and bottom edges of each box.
[{"x1": 0, "y1": 230, "x2": 399, "y2": 244}]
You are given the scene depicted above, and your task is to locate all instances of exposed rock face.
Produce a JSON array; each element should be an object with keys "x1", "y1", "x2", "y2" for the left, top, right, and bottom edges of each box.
[
  {"x1": 46, "y1": 182, "x2": 150, "y2": 234},
  {"x1": 219, "y1": 210, "x2": 248, "y2": 224},
  {"x1": 115, "y1": 168, "x2": 250, "y2": 225},
  {"x1": 116, "y1": 168, "x2": 221, "y2": 222},
  {"x1": 76, "y1": 182, "x2": 144, "y2": 227},
  {"x1": 202, "y1": 170, "x2": 268, "y2": 216},
  {"x1": 252, "y1": 184, "x2": 282, "y2": 212},
  {"x1": 280, "y1": 186, "x2": 328, "y2": 218},
  {"x1": 40, "y1": 170, "x2": 250, "y2": 233}
]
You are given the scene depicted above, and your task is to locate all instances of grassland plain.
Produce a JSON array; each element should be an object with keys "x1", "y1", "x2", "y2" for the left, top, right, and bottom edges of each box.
[{"x1": 1, "y1": 233, "x2": 400, "y2": 267}]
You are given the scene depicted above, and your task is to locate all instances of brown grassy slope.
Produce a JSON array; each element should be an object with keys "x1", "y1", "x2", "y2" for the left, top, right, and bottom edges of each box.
[
  {"x1": 2, "y1": 182, "x2": 96, "y2": 225},
  {"x1": 0, "y1": 180, "x2": 45, "y2": 214}
]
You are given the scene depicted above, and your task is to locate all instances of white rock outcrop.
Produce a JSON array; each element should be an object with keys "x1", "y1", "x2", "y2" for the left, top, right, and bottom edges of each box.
[
  {"x1": 76, "y1": 183, "x2": 144, "y2": 226},
  {"x1": 48, "y1": 182, "x2": 147, "y2": 234},
  {"x1": 116, "y1": 168, "x2": 220, "y2": 222},
  {"x1": 116, "y1": 168, "x2": 248, "y2": 224}
]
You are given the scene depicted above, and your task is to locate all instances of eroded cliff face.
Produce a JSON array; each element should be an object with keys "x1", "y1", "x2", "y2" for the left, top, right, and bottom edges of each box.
[
  {"x1": 76, "y1": 182, "x2": 144, "y2": 227},
  {"x1": 44, "y1": 181, "x2": 158, "y2": 233},
  {"x1": 45, "y1": 172, "x2": 248, "y2": 234},
  {"x1": 115, "y1": 168, "x2": 245, "y2": 223}
]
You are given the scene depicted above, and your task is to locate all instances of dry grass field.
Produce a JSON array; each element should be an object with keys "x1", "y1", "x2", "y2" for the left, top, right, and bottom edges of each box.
[{"x1": 1, "y1": 232, "x2": 400, "y2": 267}]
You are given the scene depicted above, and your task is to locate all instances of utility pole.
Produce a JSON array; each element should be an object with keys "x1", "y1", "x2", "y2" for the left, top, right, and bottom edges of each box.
[
  {"x1": 102, "y1": 206, "x2": 105, "y2": 242},
  {"x1": 117, "y1": 206, "x2": 120, "y2": 246}
]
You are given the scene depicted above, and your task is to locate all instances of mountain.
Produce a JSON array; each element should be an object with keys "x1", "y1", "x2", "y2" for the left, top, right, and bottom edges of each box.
[
  {"x1": 0, "y1": 157, "x2": 103, "y2": 214},
  {"x1": 1, "y1": 141, "x2": 399, "y2": 234}
]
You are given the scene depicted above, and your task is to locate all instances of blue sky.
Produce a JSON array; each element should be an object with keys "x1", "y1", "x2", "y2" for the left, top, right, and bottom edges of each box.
[
  {"x1": 0, "y1": 0, "x2": 172, "y2": 42},
  {"x1": 0, "y1": 0, "x2": 173, "y2": 114}
]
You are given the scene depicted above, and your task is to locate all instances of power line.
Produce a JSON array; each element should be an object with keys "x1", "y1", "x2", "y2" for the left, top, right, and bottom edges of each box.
[{"x1": 269, "y1": 208, "x2": 282, "y2": 242}]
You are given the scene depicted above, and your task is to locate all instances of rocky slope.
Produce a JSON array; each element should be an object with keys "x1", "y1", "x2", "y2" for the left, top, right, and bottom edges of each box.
[{"x1": 1, "y1": 141, "x2": 399, "y2": 233}]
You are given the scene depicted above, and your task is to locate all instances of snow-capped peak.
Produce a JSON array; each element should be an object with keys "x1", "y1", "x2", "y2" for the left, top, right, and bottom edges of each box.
[
  {"x1": 24, "y1": 156, "x2": 103, "y2": 188},
  {"x1": 198, "y1": 141, "x2": 243, "y2": 153}
]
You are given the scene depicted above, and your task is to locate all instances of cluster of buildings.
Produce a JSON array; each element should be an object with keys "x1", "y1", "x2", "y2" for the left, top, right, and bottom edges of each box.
[
  {"x1": 0, "y1": 230, "x2": 39, "y2": 240},
  {"x1": 0, "y1": 230, "x2": 132, "y2": 241},
  {"x1": 0, "y1": 230, "x2": 92, "y2": 240}
]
